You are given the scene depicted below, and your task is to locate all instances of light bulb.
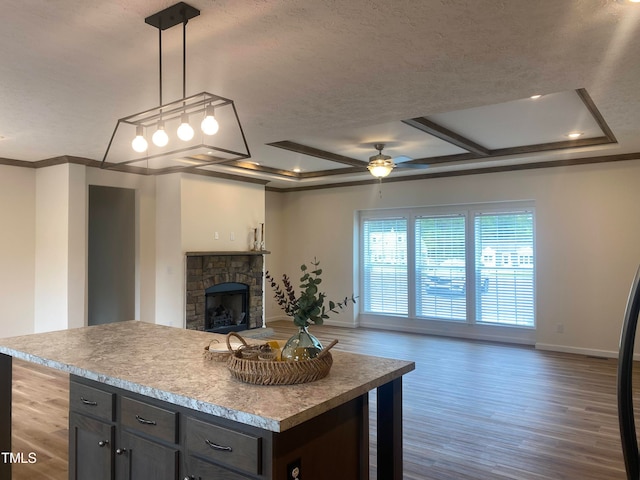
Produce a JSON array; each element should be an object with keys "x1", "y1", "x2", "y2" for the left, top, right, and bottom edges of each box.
[
  {"x1": 201, "y1": 105, "x2": 219, "y2": 135},
  {"x1": 131, "y1": 126, "x2": 148, "y2": 153},
  {"x1": 152, "y1": 121, "x2": 169, "y2": 147},
  {"x1": 177, "y1": 113, "x2": 194, "y2": 141}
]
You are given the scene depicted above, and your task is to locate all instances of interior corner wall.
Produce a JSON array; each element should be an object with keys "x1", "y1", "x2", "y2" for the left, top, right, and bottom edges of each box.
[
  {"x1": 265, "y1": 191, "x2": 286, "y2": 322},
  {"x1": 178, "y1": 174, "x2": 266, "y2": 325},
  {"x1": 86, "y1": 167, "x2": 157, "y2": 324},
  {"x1": 265, "y1": 160, "x2": 640, "y2": 356},
  {"x1": 34, "y1": 163, "x2": 86, "y2": 333},
  {"x1": 155, "y1": 174, "x2": 183, "y2": 327},
  {"x1": 0, "y1": 165, "x2": 36, "y2": 337}
]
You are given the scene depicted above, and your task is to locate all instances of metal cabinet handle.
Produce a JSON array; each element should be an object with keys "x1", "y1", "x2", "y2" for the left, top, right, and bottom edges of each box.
[
  {"x1": 116, "y1": 448, "x2": 127, "y2": 455},
  {"x1": 80, "y1": 396, "x2": 97, "y2": 406},
  {"x1": 135, "y1": 414, "x2": 157, "y2": 425},
  {"x1": 205, "y1": 439, "x2": 232, "y2": 452},
  {"x1": 98, "y1": 440, "x2": 109, "y2": 447}
]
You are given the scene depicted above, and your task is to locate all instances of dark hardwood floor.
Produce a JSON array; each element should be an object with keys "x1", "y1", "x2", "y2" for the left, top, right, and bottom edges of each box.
[{"x1": 10, "y1": 321, "x2": 634, "y2": 479}]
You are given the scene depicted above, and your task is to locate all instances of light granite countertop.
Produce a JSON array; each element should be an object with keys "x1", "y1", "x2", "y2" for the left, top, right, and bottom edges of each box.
[{"x1": 0, "y1": 321, "x2": 414, "y2": 432}]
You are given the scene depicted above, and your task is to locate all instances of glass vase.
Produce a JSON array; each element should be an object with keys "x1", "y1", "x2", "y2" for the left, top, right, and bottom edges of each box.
[{"x1": 281, "y1": 325, "x2": 323, "y2": 361}]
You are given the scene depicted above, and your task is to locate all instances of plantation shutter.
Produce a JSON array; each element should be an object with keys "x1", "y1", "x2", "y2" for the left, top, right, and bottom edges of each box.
[{"x1": 362, "y1": 217, "x2": 408, "y2": 315}]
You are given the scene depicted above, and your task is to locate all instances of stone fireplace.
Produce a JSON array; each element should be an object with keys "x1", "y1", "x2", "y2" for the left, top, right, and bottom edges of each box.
[{"x1": 185, "y1": 252, "x2": 266, "y2": 332}]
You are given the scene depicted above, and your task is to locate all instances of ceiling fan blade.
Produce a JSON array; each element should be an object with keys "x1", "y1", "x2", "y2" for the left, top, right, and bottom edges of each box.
[
  {"x1": 395, "y1": 162, "x2": 430, "y2": 169},
  {"x1": 393, "y1": 155, "x2": 413, "y2": 164}
]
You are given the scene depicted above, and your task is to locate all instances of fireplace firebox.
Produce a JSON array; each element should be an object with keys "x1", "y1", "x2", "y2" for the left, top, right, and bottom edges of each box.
[
  {"x1": 205, "y1": 282, "x2": 248, "y2": 333},
  {"x1": 185, "y1": 252, "x2": 267, "y2": 331}
]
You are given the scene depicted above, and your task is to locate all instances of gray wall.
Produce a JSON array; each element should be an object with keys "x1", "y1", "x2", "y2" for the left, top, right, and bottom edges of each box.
[{"x1": 88, "y1": 185, "x2": 135, "y2": 325}]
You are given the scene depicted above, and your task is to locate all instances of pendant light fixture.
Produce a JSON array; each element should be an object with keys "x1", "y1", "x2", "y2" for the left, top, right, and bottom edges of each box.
[
  {"x1": 101, "y1": 2, "x2": 250, "y2": 171},
  {"x1": 367, "y1": 143, "x2": 396, "y2": 178}
]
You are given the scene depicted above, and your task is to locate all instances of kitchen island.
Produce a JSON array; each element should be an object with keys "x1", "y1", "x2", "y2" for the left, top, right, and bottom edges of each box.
[{"x1": 0, "y1": 321, "x2": 414, "y2": 479}]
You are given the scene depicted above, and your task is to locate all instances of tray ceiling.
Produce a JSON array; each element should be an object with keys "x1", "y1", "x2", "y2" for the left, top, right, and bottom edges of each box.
[{"x1": 1, "y1": 1, "x2": 640, "y2": 190}]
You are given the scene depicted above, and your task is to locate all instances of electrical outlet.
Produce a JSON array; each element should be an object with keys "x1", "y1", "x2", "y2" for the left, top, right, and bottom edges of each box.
[
  {"x1": 230, "y1": 232, "x2": 235, "y2": 241},
  {"x1": 287, "y1": 458, "x2": 301, "y2": 479},
  {"x1": 214, "y1": 231, "x2": 219, "y2": 240}
]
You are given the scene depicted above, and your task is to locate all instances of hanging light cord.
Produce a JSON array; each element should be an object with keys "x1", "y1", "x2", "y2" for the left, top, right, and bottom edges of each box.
[
  {"x1": 157, "y1": 25, "x2": 163, "y2": 106},
  {"x1": 182, "y1": 15, "x2": 188, "y2": 100}
]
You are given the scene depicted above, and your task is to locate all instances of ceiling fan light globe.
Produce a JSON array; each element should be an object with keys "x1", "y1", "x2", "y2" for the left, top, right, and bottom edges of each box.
[{"x1": 368, "y1": 159, "x2": 395, "y2": 178}]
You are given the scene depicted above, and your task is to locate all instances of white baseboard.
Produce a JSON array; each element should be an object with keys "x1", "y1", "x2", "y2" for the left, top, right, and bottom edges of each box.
[{"x1": 535, "y1": 342, "x2": 623, "y2": 359}]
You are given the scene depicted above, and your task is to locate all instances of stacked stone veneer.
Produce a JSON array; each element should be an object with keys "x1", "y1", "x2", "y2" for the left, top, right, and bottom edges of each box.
[{"x1": 186, "y1": 253, "x2": 264, "y2": 331}]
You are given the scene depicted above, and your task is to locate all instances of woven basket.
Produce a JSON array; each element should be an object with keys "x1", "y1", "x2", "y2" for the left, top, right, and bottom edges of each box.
[
  {"x1": 226, "y1": 332, "x2": 338, "y2": 385},
  {"x1": 203, "y1": 339, "x2": 231, "y2": 362}
]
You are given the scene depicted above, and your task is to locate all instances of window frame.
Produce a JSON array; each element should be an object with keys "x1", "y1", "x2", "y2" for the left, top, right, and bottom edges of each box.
[{"x1": 358, "y1": 201, "x2": 536, "y2": 334}]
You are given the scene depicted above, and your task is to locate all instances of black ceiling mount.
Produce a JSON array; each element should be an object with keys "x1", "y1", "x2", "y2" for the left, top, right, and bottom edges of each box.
[{"x1": 145, "y1": 2, "x2": 200, "y2": 30}]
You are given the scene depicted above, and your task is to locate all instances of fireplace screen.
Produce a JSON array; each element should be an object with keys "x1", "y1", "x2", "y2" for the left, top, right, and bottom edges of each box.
[{"x1": 205, "y1": 282, "x2": 249, "y2": 333}]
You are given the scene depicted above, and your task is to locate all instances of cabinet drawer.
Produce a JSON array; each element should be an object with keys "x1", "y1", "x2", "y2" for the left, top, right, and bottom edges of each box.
[
  {"x1": 121, "y1": 396, "x2": 178, "y2": 444},
  {"x1": 187, "y1": 455, "x2": 252, "y2": 480},
  {"x1": 69, "y1": 381, "x2": 115, "y2": 421},
  {"x1": 186, "y1": 417, "x2": 262, "y2": 475}
]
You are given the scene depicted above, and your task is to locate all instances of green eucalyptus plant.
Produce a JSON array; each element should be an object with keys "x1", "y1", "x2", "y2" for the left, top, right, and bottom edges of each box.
[{"x1": 265, "y1": 258, "x2": 357, "y2": 327}]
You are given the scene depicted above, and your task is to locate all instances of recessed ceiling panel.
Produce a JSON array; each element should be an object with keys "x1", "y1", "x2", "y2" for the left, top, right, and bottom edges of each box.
[
  {"x1": 255, "y1": 147, "x2": 349, "y2": 173},
  {"x1": 426, "y1": 91, "x2": 604, "y2": 150},
  {"x1": 294, "y1": 121, "x2": 468, "y2": 161}
]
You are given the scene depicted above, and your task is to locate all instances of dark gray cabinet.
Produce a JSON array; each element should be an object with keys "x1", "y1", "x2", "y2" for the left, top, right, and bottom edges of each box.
[
  {"x1": 69, "y1": 412, "x2": 114, "y2": 480},
  {"x1": 68, "y1": 380, "x2": 116, "y2": 480},
  {"x1": 69, "y1": 375, "x2": 367, "y2": 480},
  {"x1": 116, "y1": 430, "x2": 180, "y2": 480},
  {"x1": 69, "y1": 378, "x2": 181, "y2": 480}
]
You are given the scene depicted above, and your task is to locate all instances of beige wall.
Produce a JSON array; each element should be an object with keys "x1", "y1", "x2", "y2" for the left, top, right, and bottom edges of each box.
[
  {"x1": 0, "y1": 166, "x2": 35, "y2": 337},
  {"x1": 3, "y1": 158, "x2": 638, "y2": 357},
  {"x1": 0, "y1": 164, "x2": 265, "y2": 336},
  {"x1": 34, "y1": 164, "x2": 86, "y2": 332},
  {"x1": 265, "y1": 160, "x2": 640, "y2": 357},
  {"x1": 154, "y1": 173, "x2": 266, "y2": 327}
]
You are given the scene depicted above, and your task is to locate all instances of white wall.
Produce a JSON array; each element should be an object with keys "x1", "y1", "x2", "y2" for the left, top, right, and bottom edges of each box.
[
  {"x1": 265, "y1": 160, "x2": 640, "y2": 357},
  {"x1": 154, "y1": 173, "x2": 265, "y2": 328},
  {"x1": 34, "y1": 164, "x2": 87, "y2": 332},
  {"x1": 1, "y1": 164, "x2": 264, "y2": 335},
  {"x1": 181, "y1": 174, "x2": 265, "y2": 252},
  {"x1": 155, "y1": 174, "x2": 183, "y2": 327},
  {"x1": 0, "y1": 166, "x2": 35, "y2": 337}
]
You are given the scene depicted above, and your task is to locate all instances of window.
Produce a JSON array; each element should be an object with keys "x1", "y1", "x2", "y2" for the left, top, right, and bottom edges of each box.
[
  {"x1": 416, "y1": 214, "x2": 466, "y2": 320},
  {"x1": 360, "y1": 203, "x2": 535, "y2": 328},
  {"x1": 474, "y1": 211, "x2": 535, "y2": 327},
  {"x1": 362, "y1": 217, "x2": 408, "y2": 315}
]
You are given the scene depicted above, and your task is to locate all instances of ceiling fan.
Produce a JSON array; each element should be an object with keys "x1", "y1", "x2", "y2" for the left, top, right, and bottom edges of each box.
[{"x1": 367, "y1": 143, "x2": 421, "y2": 179}]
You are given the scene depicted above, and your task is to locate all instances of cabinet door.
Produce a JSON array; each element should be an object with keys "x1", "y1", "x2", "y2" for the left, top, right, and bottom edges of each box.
[
  {"x1": 69, "y1": 412, "x2": 114, "y2": 480},
  {"x1": 117, "y1": 430, "x2": 180, "y2": 480},
  {"x1": 184, "y1": 455, "x2": 252, "y2": 480}
]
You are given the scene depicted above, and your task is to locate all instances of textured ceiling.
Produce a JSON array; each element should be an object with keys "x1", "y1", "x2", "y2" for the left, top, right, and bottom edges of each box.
[{"x1": 1, "y1": 1, "x2": 640, "y2": 189}]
